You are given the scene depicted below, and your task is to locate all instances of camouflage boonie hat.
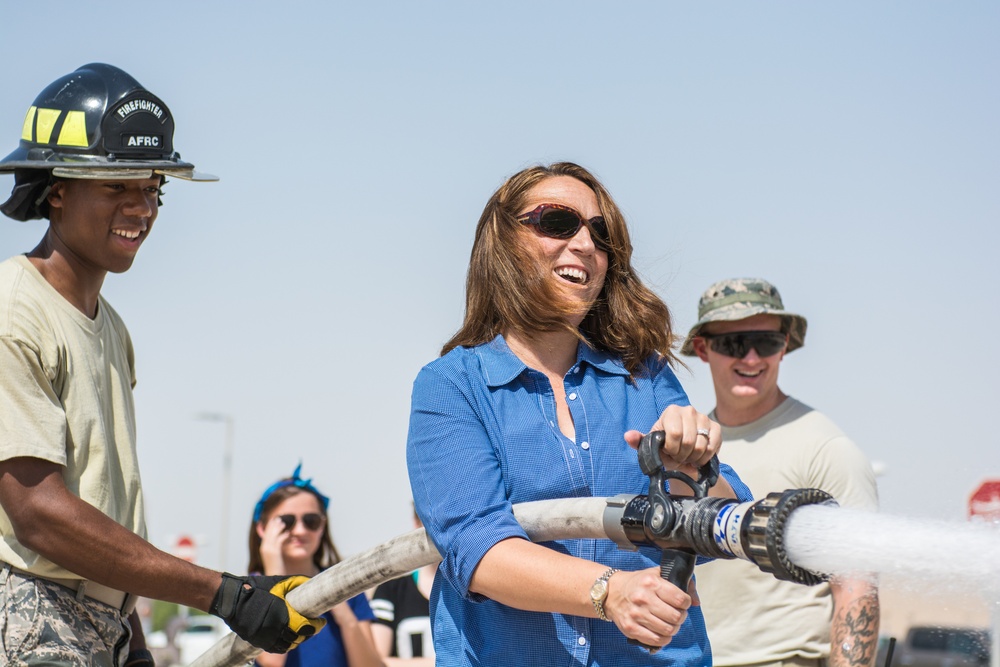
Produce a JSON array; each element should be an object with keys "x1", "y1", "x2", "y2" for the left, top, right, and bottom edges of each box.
[{"x1": 679, "y1": 278, "x2": 807, "y2": 356}]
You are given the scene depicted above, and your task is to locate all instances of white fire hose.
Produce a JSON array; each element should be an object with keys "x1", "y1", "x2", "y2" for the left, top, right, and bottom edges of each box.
[{"x1": 189, "y1": 497, "x2": 608, "y2": 667}]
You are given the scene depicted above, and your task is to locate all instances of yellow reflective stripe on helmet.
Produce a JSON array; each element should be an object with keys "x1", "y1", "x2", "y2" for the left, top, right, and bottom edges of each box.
[
  {"x1": 58, "y1": 111, "x2": 88, "y2": 147},
  {"x1": 34, "y1": 108, "x2": 61, "y2": 144},
  {"x1": 21, "y1": 107, "x2": 36, "y2": 141},
  {"x1": 22, "y1": 108, "x2": 89, "y2": 147}
]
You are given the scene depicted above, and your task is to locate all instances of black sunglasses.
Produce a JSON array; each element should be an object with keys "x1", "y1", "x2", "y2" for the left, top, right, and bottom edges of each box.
[
  {"x1": 701, "y1": 331, "x2": 787, "y2": 359},
  {"x1": 516, "y1": 203, "x2": 610, "y2": 251},
  {"x1": 277, "y1": 513, "x2": 325, "y2": 532}
]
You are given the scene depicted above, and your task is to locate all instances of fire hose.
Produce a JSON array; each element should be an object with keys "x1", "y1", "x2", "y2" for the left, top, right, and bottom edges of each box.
[{"x1": 190, "y1": 432, "x2": 835, "y2": 667}]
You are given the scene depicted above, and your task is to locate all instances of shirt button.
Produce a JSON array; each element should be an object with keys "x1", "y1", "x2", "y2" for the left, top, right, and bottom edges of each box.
[
  {"x1": 574, "y1": 367, "x2": 581, "y2": 374},
  {"x1": 578, "y1": 636, "x2": 587, "y2": 646},
  {"x1": 581, "y1": 441, "x2": 590, "y2": 450},
  {"x1": 568, "y1": 393, "x2": 577, "y2": 400}
]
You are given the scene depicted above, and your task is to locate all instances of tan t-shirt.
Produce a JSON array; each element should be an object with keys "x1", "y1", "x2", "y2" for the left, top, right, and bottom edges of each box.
[
  {"x1": 697, "y1": 397, "x2": 878, "y2": 666},
  {"x1": 0, "y1": 254, "x2": 147, "y2": 579}
]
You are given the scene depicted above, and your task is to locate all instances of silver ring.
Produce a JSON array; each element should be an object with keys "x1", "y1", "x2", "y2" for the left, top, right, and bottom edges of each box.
[{"x1": 696, "y1": 428, "x2": 710, "y2": 439}]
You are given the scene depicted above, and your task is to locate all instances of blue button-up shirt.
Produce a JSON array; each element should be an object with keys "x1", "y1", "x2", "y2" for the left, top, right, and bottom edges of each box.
[{"x1": 407, "y1": 335, "x2": 751, "y2": 667}]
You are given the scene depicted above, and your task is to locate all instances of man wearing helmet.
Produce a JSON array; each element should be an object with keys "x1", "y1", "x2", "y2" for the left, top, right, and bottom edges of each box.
[{"x1": 0, "y1": 64, "x2": 325, "y2": 666}]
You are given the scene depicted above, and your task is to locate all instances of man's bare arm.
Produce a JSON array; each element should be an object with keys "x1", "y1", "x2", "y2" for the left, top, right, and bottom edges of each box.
[
  {"x1": 830, "y1": 577, "x2": 880, "y2": 667},
  {"x1": 0, "y1": 457, "x2": 221, "y2": 611}
]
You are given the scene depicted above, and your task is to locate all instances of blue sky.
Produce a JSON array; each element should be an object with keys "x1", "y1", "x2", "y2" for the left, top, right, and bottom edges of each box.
[{"x1": 1, "y1": 2, "x2": 997, "y2": 572}]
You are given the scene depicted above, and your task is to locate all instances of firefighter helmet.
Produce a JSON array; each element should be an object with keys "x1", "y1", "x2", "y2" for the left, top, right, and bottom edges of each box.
[
  {"x1": 1, "y1": 63, "x2": 216, "y2": 220},
  {"x1": 1, "y1": 62, "x2": 215, "y2": 180}
]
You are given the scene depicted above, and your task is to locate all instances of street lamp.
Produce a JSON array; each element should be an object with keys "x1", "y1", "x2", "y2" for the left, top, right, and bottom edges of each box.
[{"x1": 196, "y1": 412, "x2": 234, "y2": 570}]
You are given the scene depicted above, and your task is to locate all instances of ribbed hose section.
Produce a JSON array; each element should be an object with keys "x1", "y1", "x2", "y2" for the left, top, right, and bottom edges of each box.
[
  {"x1": 742, "y1": 489, "x2": 834, "y2": 585},
  {"x1": 677, "y1": 496, "x2": 738, "y2": 559}
]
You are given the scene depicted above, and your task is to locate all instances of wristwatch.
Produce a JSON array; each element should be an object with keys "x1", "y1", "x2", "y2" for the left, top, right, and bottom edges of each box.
[{"x1": 589, "y1": 567, "x2": 619, "y2": 622}]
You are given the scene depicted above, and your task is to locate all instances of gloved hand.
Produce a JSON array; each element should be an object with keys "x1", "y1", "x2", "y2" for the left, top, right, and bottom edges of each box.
[
  {"x1": 123, "y1": 649, "x2": 155, "y2": 667},
  {"x1": 209, "y1": 573, "x2": 326, "y2": 653}
]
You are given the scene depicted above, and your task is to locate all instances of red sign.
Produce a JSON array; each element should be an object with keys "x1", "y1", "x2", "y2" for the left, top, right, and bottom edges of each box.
[
  {"x1": 968, "y1": 479, "x2": 1000, "y2": 523},
  {"x1": 174, "y1": 535, "x2": 197, "y2": 563}
]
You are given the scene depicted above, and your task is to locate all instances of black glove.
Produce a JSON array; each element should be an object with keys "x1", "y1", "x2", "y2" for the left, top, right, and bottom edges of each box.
[
  {"x1": 123, "y1": 649, "x2": 155, "y2": 667},
  {"x1": 209, "y1": 573, "x2": 326, "y2": 653}
]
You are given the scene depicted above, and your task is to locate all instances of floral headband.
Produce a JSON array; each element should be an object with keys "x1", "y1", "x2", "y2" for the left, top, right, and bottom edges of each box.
[{"x1": 253, "y1": 462, "x2": 330, "y2": 523}]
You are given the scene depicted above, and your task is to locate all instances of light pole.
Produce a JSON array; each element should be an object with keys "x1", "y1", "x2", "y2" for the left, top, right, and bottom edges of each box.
[{"x1": 196, "y1": 412, "x2": 234, "y2": 570}]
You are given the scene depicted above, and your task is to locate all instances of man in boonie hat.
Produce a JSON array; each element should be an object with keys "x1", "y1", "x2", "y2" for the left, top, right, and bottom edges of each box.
[
  {"x1": 682, "y1": 278, "x2": 881, "y2": 667},
  {"x1": 679, "y1": 278, "x2": 807, "y2": 358}
]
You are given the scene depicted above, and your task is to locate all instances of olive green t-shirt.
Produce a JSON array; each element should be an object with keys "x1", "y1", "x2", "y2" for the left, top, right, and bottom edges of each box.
[
  {"x1": 697, "y1": 397, "x2": 878, "y2": 666},
  {"x1": 0, "y1": 254, "x2": 147, "y2": 579}
]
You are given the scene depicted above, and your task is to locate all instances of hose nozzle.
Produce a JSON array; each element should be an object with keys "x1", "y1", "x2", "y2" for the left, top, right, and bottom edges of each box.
[
  {"x1": 605, "y1": 488, "x2": 833, "y2": 585},
  {"x1": 714, "y1": 488, "x2": 834, "y2": 585},
  {"x1": 606, "y1": 431, "x2": 835, "y2": 586}
]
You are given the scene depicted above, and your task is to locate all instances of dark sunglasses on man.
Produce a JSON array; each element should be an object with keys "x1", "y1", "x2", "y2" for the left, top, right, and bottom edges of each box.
[
  {"x1": 277, "y1": 513, "x2": 325, "y2": 532},
  {"x1": 517, "y1": 203, "x2": 611, "y2": 251},
  {"x1": 700, "y1": 331, "x2": 787, "y2": 359}
]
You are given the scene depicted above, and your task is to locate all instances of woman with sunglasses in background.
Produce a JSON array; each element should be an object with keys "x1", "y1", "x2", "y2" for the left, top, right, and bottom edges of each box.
[
  {"x1": 406, "y1": 162, "x2": 752, "y2": 666},
  {"x1": 248, "y1": 465, "x2": 384, "y2": 667}
]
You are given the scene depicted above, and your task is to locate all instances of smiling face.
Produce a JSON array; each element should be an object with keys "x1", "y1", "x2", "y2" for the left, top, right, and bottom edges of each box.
[
  {"x1": 516, "y1": 176, "x2": 608, "y2": 323},
  {"x1": 46, "y1": 176, "x2": 159, "y2": 276},
  {"x1": 692, "y1": 313, "x2": 788, "y2": 425}
]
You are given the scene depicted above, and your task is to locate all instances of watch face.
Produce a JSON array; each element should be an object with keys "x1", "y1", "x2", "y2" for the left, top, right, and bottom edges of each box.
[{"x1": 590, "y1": 579, "x2": 608, "y2": 602}]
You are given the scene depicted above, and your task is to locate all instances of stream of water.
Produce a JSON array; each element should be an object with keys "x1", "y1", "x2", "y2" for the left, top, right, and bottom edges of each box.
[{"x1": 784, "y1": 503, "x2": 1000, "y2": 599}]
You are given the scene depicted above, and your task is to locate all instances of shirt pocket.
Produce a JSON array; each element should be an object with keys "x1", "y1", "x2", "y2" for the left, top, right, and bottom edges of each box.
[{"x1": 499, "y1": 419, "x2": 591, "y2": 502}]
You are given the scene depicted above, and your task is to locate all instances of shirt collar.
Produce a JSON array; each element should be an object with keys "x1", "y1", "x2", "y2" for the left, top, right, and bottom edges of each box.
[
  {"x1": 477, "y1": 334, "x2": 630, "y2": 388},
  {"x1": 578, "y1": 341, "x2": 631, "y2": 377}
]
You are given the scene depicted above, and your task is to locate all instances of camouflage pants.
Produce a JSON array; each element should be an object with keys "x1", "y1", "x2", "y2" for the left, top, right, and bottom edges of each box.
[{"x1": 0, "y1": 567, "x2": 130, "y2": 667}]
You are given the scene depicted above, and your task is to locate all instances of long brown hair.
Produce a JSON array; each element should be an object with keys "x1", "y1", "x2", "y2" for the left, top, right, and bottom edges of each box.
[
  {"x1": 442, "y1": 162, "x2": 677, "y2": 375},
  {"x1": 246, "y1": 485, "x2": 341, "y2": 575}
]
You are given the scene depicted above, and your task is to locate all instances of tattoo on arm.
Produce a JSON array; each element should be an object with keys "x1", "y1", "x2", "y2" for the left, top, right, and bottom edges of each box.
[{"x1": 832, "y1": 593, "x2": 880, "y2": 667}]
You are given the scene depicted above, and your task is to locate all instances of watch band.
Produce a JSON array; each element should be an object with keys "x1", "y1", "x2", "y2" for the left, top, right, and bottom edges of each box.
[{"x1": 591, "y1": 567, "x2": 619, "y2": 622}]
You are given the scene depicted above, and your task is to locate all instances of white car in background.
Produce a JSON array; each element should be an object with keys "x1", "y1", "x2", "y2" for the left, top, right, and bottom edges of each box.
[{"x1": 147, "y1": 614, "x2": 230, "y2": 666}]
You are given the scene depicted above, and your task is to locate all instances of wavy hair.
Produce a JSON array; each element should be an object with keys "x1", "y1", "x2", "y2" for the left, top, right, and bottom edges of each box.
[{"x1": 442, "y1": 162, "x2": 677, "y2": 375}]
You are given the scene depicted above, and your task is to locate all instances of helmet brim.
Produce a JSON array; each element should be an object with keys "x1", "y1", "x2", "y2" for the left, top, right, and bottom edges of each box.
[
  {"x1": 0, "y1": 146, "x2": 217, "y2": 182},
  {"x1": 52, "y1": 166, "x2": 218, "y2": 182}
]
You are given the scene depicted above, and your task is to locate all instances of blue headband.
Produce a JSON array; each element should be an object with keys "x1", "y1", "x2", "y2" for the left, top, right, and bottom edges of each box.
[{"x1": 253, "y1": 462, "x2": 330, "y2": 523}]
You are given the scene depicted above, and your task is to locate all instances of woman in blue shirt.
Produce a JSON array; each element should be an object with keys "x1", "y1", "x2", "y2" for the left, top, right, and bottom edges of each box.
[
  {"x1": 248, "y1": 465, "x2": 384, "y2": 667},
  {"x1": 406, "y1": 162, "x2": 752, "y2": 667}
]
